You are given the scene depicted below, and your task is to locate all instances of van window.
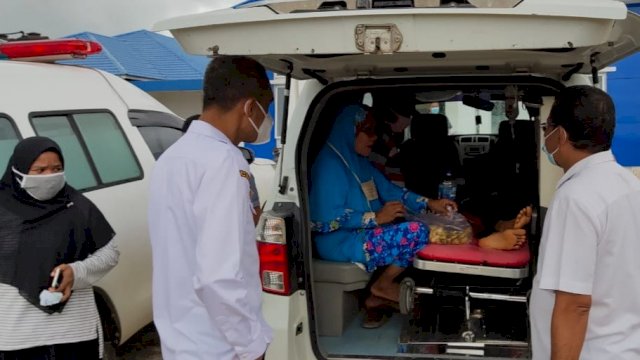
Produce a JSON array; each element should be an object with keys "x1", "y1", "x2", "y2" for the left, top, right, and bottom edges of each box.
[
  {"x1": 31, "y1": 115, "x2": 98, "y2": 189},
  {"x1": 416, "y1": 100, "x2": 525, "y2": 135},
  {"x1": 137, "y1": 127, "x2": 183, "y2": 159},
  {"x1": 74, "y1": 113, "x2": 141, "y2": 183},
  {"x1": 128, "y1": 110, "x2": 184, "y2": 159},
  {"x1": 31, "y1": 111, "x2": 141, "y2": 190},
  {"x1": 0, "y1": 115, "x2": 20, "y2": 172}
]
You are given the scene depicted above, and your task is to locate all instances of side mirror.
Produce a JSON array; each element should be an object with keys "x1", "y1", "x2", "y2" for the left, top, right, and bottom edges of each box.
[{"x1": 238, "y1": 147, "x2": 255, "y2": 165}]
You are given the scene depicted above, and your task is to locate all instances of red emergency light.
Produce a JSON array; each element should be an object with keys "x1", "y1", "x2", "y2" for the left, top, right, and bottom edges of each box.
[{"x1": 0, "y1": 39, "x2": 102, "y2": 62}]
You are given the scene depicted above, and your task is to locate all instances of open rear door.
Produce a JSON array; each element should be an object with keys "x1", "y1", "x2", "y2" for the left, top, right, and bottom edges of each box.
[{"x1": 156, "y1": 0, "x2": 640, "y2": 82}]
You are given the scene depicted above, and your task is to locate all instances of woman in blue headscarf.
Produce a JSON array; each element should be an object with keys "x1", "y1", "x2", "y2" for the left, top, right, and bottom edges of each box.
[{"x1": 310, "y1": 104, "x2": 457, "y2": 309}]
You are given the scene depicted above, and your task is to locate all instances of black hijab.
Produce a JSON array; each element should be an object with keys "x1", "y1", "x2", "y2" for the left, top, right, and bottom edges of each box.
[{"x1": 0, "y1": 137, "x2": 115, "y2": 313}]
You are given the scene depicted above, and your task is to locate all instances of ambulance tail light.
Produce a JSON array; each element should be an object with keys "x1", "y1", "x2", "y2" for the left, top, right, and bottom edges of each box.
[
  {"x1": 257, "y1": 213, "x2": 292, "y2": 295},
  {"x1": 0, "y1": 39, "x2": 102, "y2": 62}
]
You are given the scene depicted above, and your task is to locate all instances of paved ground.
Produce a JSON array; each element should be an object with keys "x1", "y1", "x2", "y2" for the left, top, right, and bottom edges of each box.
[{"x1": 116, "y1": 324, "x2": 162, "y2": 360}]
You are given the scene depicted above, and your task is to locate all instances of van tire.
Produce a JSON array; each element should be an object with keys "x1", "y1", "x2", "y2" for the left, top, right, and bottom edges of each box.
[
  {"x1": 102, "y1": 341, "x2": 118, "y2": 360},
  {"x1": 99, "y1": 307, "x2": 120, "y2": 360},
  {"x1": 95, "y1": 291, "x2": 120, "y2": 360}
]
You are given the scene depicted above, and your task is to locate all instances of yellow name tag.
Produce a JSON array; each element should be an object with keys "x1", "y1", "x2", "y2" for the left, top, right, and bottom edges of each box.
[{"x1": 361, "y1": 180, "x2": 379, "y2": 201}]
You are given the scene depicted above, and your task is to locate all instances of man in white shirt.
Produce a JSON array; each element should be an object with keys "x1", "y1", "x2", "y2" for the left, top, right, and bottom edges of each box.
[
  {"x1": 148, "y1": 56, "x2": 274, "y2": 360},
  {"x1": 530, "y1": 85, "x2": 640, "y2": 360}
]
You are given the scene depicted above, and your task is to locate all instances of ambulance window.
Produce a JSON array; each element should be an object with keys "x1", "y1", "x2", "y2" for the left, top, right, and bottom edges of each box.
[
  {"x1": 31, "y1": 115, "x2": 99, "y2": 190},
  {"x1": 74, "y1": 113, "x2": 141, "y2": 183},
  {"x1": 31, "y1": 111, "x2": 142, "y2": 190},
  {"x1": 0, "y1": 115, "x2": 20, "y2": 173},
  {"x1": 136, "y1": 126, "x2": 182, "y2": 159}
]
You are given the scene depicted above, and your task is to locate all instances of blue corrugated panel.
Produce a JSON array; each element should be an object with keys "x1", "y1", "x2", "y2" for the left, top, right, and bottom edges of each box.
[
  {"x1": 58, "y1": 30, "x2": 210, "y2": 81},
  {"x1": 60, "y1": 32, "x2": 163, "y2": 79},
  {"x1": 607, "y1": 4, "x2": 640, "y2": 166},
  {"x1": 116, "y1": 30, "x2": 210, "y2": 80}
]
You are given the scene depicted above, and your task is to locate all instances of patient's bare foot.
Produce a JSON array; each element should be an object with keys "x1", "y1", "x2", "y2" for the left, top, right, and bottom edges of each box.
[
  {"x1": 371, "y1": 282, "x2": 401, "y2": 303},
  {"x1": 479, "y1": 229, "x2": 527, "y2": 250},
  {"x1": 495, "y1": 219, "x2": 515, "y2": 232},
  {"x1": 514, "y1": 206, "x2": 533, "y2": 229}
]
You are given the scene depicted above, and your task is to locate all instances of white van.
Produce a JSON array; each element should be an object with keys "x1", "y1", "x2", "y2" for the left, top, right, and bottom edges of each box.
[
  {"x1": 157, "y1": 1, "x2": 640, "y2": 358},
  {"x1": 0, "y1": 39, "x2": 185, "y2": 359}
]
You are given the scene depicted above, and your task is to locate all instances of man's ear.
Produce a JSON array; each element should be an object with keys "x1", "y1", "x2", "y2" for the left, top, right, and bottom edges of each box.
[
  {"x1": 242, "y1": 98, "x2": 256, "y2": 117},
  {"x1": 559, "y1": 126, "x2": 569, "y2": 145}
]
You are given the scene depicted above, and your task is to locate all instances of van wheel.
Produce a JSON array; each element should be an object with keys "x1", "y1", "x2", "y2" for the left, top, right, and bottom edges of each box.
[
  {"x1": 95, "y1": 293, "x2": 120, "y2": 360},
  {"x1": 102, "y1": 341, "x2": 118, "y2": 360},
  {"x1": 100, "y1": 310, "x2": 120, "y2": 360},
  {"x1": 399, "y1": 277, "x2": 415, "y2": 315}
]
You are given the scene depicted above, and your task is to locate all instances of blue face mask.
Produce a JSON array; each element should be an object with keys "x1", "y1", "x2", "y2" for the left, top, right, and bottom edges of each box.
[
  {"x1": 541, "y1": 127, "x2": 560, "y2": 166},
  {"x1": 430, "y1": 107, "x2": 440, "y2": 114}
]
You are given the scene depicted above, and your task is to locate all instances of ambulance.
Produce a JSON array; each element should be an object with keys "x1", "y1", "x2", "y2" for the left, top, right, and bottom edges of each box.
[
  {"x1": 158, "y1": 0, "x2": 640, "y2": 358},
  {"x1": 0, "y1": 38, "x2": 184, "y2": 358}
]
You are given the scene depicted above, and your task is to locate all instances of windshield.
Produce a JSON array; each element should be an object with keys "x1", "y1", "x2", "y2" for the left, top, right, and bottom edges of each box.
[{"x1": 415, "y1": 100, "x2": 527, "y2": 136}]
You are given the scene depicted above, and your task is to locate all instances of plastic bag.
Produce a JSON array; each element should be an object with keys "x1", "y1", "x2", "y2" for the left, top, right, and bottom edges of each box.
[{"x1": 410, "y1": 212, "x2": 473, "y2": 245}]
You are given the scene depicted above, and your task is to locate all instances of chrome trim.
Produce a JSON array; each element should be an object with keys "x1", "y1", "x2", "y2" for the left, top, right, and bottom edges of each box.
[
  {"x1": 414, "y1": 258, "x2": 529, "y2": 279},
  {"x1": 469, "y1": 291, "x2": 528, "y2": 303}
]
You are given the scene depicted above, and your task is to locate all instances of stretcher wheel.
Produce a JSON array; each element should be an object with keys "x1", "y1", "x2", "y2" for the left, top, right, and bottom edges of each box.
[{"x1": 399, "y1": 277, "x2": 415, "y2": 315}]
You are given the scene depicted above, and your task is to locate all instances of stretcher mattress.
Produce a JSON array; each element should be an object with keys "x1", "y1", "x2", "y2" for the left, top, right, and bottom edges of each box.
[{"x1": 416, "y1": 241, "x2": 530, "y2": 268}]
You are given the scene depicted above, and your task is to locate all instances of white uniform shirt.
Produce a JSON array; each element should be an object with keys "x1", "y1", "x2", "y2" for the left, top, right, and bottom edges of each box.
[
  {"x1": 530, "y1": 150, "x2": 640, "y2": 360},
  {"x1": 148, "y1": 121, "x2": 272, "y2": 360}
]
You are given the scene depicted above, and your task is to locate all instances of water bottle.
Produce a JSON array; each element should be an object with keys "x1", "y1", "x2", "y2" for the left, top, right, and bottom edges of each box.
[{"x1": 438, "y1": 171, "x2": 457, "y2": 201}]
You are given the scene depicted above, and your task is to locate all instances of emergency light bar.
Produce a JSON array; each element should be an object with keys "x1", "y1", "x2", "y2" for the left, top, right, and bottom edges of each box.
[{"x1": 0, "y1": 39, "x2": 102, "y2": 62}]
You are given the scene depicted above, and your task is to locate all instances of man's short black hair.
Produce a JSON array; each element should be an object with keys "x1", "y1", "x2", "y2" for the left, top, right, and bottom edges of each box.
[
  {"x1": 202, "y1": 56, "x2": 271, "y2": 112},
  {"x1": 549, "y1": 85, "x2": 615, "y2": 153}
]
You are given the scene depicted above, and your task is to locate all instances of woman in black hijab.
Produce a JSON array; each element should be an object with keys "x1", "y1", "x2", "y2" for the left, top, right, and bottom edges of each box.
[{"x1": 0, "y1": 137, "x2": 119, "y2": 360}]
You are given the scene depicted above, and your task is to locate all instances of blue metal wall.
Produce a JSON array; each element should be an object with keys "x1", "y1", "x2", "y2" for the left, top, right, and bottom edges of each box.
[
  {"x1": 608, "y1": 3, "x2": 640, "y2": 166},
  {"x1": 242, "y1": 102, "x2": 278, "y2": 160}
]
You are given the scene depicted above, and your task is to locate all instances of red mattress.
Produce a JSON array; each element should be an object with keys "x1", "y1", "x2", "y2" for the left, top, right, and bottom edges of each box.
[{"x1": 416, "y1": 240, "x2": 530, "y2": 268}]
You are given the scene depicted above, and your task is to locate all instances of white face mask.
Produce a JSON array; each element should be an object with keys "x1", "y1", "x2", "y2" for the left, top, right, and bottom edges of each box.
[
  {"x1": 541, "y1": 127, "x2": 560, "y2": 167},
  {"x1": 246, "y1": 100, "x2": 273, "y2": 145},
  {"x1": 12, "y1": 167, "x2": 66, "y2": 201}
]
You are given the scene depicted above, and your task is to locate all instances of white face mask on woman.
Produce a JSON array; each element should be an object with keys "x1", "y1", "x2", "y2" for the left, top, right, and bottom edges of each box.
[
  {"x1": 245, "y1": 100, "x2": 273, "y2": 145},
  {"x1": 12, "y1": 167, "x2": 66, "y2": 201}
]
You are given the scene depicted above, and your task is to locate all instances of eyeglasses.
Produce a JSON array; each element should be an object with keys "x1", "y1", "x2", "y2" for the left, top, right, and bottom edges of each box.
[
  {"x1": 356, "y1": 116, "x2": 377, "y2": 136},
  {"x1": 356, "y1": 121, "x2": 376, "y2": 136}
]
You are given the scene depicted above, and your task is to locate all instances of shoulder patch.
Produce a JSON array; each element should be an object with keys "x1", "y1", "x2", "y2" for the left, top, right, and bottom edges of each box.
[{"x1": 239, "y1": 170, "x2": 250, "y2": 180}]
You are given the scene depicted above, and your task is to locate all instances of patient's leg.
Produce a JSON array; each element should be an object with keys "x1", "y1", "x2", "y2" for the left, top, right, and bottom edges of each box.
[
  {"x1": 371, "y1": 265, "x2": 404, "y2": 303},
  {"x1": 478, "y1": 229, "x2": 526, "y2": 250}
]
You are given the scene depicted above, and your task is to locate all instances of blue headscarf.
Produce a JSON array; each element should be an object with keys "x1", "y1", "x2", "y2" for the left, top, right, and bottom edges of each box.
[
  {"x1": 325, "y1": 104, "x2": 373, "y2": 183},
  {"x1": 310, "y1": 104, "x2": 428, "y2": 263},
  {"x1": 311, "y1": 104, "x2": 382, "y2": 225}
]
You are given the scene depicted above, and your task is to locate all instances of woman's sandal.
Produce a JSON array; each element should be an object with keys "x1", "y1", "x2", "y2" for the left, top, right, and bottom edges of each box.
[
  {"x1": 362, "y1": 306, "x2": 390, "y2": 329},
  {"x1": 361, "y1": 296, "x2": 398, "y2": 329}
]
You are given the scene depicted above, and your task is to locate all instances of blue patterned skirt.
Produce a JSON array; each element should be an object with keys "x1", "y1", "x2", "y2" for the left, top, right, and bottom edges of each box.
[{"x1": 362, "y1": 221, "x2": 429, "y2": 272}]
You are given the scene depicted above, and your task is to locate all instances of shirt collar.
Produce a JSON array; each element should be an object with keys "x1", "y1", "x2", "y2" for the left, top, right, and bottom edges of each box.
[
  {"x1": 557, "y1": 150, "x2": 616, "y2": 189},
  {"x1": 187, "y1": 120, "x2": 232, "y2": 144}
]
